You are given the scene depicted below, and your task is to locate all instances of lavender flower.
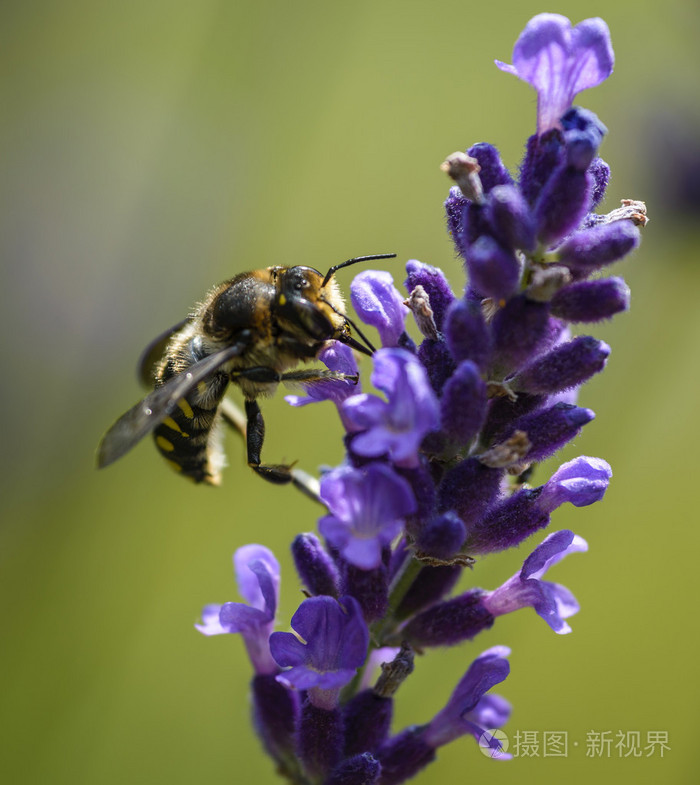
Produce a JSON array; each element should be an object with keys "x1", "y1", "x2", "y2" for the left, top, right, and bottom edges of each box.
[
  {"x1": 197, "y1": 15, "x2": 645, "y2": 784},
  {"x1": 483, "y1": 530, "x2": 588, "y2": 633},
  {"x1": 269, "y1": 595, "x2": 369, "y2": 705},
  {"x1": 196, "y1": 544, "x2": 280, "y2": 675},
  {"x1": 319, "y1": 463, "x2": 416, "y2": 570},
  {"x1": 341, "y1": 348, "x2": 440, "y2": 465},
  {"x1": 350, "y1": 270, "x2": 408, "y2": 348},
  {"x1": 495, "y1": 13, "x2": 614, "y2": 135}
]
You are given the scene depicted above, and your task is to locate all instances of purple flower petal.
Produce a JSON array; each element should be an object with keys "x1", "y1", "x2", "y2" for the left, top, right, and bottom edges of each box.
[
  {"x1": 351, "y1": 270, "x2": 407, "y2": 347},
  {"x1": 483, "y1": 531, "x2": 587, "y2": 633},
  {"x1": 538, "y1": 455, "x2": 612, "y2": 513},
  {"x1": 424, "y1": 646, "x2": 511, "y2": 748},
  {"x1": 319, "y1": 463, "x2": 416, "y2": 570},
  {"x1": 231, "y1": 545, "x2": 280, "y2": 623},
  {"x1": 496, "y1": 14, "x2": 614, "y2": 134},
  {"x1": 341, "y1": 349, "x2": 440, "y2": 465},
  {"x1": 195, "y1": 603, "x2": 225, "y2": 636},
  {"x1": 196, "y1": 544, "x2": 280, "y2": 674},
  {"x1": 270, "y1": 595, "x2": 369, "y2": 691},
  {"x1": 285, "y1": 343, "x2": 360, "y2": 408}
]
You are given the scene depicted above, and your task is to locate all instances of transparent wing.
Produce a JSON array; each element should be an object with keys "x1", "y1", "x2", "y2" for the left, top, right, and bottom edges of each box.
[
  {"x1": 97, "y1": 343, "x2": 245, "y2": 469},
  {"x1": 136, "y1": 318, "x2": 190, "y2": 386}
]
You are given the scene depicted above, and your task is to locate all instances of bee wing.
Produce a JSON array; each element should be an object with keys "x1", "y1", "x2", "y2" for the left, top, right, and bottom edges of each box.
[
  {"x1": 97, "y1": 343, "x2": 244, "y2": 469},
  {"x1": 136, "y1": 318, "x2": 190, "y2": 386}
]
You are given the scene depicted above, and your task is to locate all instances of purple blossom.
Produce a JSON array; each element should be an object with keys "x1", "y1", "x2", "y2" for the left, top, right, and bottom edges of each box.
[
  {"x1": 196, "y1": 544, "x2": 280, "y2": 675},
  {"x1": 319, "y1": 463, "x2": 416, "y2": 570},
  {"x1": 483, "y1": 530, "x2": 587, "y2": 633},
  {"x1": 341, "y1": 348, "x2": 440, "y2": 465},
  {"x1": 285, "y1": 342, "x2": 360, "y2": 410},
  {"x1": 350, "y1": 270, "x2": 407, "y2": 347},
  {"x1": 423, "y1": 646, "x2": 511, "y2": 749},
  {"x1": 269, "y1": 595, "x2": 369, "y2": 706},
  {"x1": 496, "y1": 14, "x2": 614, "y2": 134},
  {"x1": 538, "y1": 455, "x2": 612, "y2": 512}
]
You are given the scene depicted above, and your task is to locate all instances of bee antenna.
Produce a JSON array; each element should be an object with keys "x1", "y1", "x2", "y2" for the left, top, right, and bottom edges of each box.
[{"x1": 322, "y1": 253, "x2": 397, "y2": 288}]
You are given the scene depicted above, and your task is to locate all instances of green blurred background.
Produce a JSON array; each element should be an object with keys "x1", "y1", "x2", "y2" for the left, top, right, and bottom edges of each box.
[{"x1": 2, "y1": 1, "x2": 698, "y2": 783}]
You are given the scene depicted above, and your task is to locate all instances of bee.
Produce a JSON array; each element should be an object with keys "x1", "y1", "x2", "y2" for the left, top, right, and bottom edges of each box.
[{"x1": 96, "y1": 254, "x2": 394, "y2": 486}]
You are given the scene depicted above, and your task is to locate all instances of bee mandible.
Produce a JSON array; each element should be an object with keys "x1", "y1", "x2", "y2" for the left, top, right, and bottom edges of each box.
[{"x1": 96, "y1": 254, "x2": 395, "y2": 486}]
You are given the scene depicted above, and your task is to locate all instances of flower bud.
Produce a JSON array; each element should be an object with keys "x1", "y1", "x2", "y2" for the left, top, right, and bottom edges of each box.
[{"x1": 550, "y1": 277, "x2": 630, "y2": 322}]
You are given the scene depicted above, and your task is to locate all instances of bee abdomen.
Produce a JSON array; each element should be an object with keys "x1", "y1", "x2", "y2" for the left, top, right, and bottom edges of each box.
[{"x1": 153, "y1": 371, "x2": 229, "y2": 485}]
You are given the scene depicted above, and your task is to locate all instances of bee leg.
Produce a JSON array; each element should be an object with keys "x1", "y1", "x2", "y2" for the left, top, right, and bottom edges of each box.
[
  {"x1": 219, "y1": 398, "x2": 322, "y2": 502},
  {"x1": 244, "y1": 399, "x2": 294, "y2": 484}
]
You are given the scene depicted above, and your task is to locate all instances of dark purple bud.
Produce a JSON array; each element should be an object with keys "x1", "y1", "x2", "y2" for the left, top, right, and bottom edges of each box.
[
  {"x1": 492, "y1": 295, "x2": 557, "y2": 373},
  {"x1": 444, "y1": 298, "x2": 493, "y2": 372},
  {"x1": 499, "y1": 402, "x2": 595, "y2": 463},
  {"x1": 461, "y1": 201, "x2": 493, "y2": 249},
  {"x1": 519, "y1": 128, "x2": 565, "y2": 204},
  {"x1": 465, "y1": 236, "x2": 521, "y2": 300},
  {"x1": 297, "y1": 697, "x2": 344, "y2": 780},
  {"x1": 481, "y1": 392, "x2": 546, "y2": 445},
  {"x1": 535, "y1": 165, "x2": 593, "y2": 246},
  {"x1": 394, "y1": 564, "x2": 462, "y2": 620},
  {"x1": 510, "y1": 335, "x2": 611, "y2": 394},
  {"x1": 486, "y1": 184, "x2": 537, "y2": 252},
  {"x1": 440, "y1": 360, "x2": 488, "y2": 444},
  {"x1": 561, "y1": 106, "x2": 608, "y2": 171},
  {"x1": 556, "y1": 219, "x2": 640, "y2": 274},
  {"x1": 396, "y1": 465, "x2": 436, "y2": 521},
  {"x1": 251, "y1": 674, "x2": 299, "y2": 765},
  {"x1": 437, "y1": 457, "x2": 504, "y2": 525},
  {"x1": 445, "y1": 185, "x2": 469, "y2": 253},
  {"x1": 401, "y1": 590, "x2": 495, "y2": 648},
  {"x1": 414, "y1": 512, "x2": 467, "y2": 560},
  {"x1": 466, "y1": 142, "x2": 514, "y2": 192},
  {"x1": 551, "y1": 277, "x2": 630, "y2": 322},
  {"x1": 325, "y1": 753, "x2": 381, "y2": 785},
  {"x1": 466, "y1": 486, "x2": 550, "y2": 553},
  {"x1": 417, "y1": 338, "x2": 457, "y2": 396},
  {"x1": 341, "y1": 560, "x2": 389, "y2": 623},
  {"x1": 405, "y1": 260, "x2": 455, "y2": 332},
  {"x1": 343, "y1": 690, "x2": 393, "y2": 756},
  {"x1": 376, "y1": 728, "x2": 436, "y2": 785},
  {"x1": 589, "y1": 157, "x2": 610, "y2": 208},
  {"x1": 291, "y1": 533, "x2": 340, "y2": 597}
]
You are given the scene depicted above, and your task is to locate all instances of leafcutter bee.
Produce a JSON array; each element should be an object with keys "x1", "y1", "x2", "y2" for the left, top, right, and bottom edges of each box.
[{"x1": 96, "y1": 254, "x2": 394, "y2": 486}]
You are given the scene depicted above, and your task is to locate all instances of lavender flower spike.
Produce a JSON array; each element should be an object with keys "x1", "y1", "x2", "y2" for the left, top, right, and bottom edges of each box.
[
  {"x1": 496, "y1": 14, "x2": 614, "y2": 134},
  {"x1": 196, "y1": 544, "x2": 280, "y2": 675},
  {"x1": 270, "y1": 595, "x2": 369, "y2": 707},
  {"x1": 483, "y1": 530, "x2": 588, "y2": 633}
]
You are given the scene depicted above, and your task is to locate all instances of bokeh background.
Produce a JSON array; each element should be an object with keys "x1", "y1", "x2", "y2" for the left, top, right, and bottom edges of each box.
[{"x1": 2, "y1": 1, "x2": 698, "y2": 783}]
